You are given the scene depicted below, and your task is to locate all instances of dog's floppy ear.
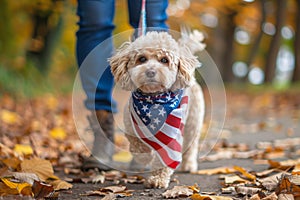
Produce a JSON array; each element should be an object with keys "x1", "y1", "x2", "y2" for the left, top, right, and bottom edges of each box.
[
  {"x1": 109, "y1": 42, "x2": 133, "y2": 90},
  {"x1": 172, "y1": 46, "x2": 200, "y2": 89}
]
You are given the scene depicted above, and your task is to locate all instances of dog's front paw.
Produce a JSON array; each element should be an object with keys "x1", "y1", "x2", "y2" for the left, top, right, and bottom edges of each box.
[{"x1": 145, "y1": 175, "x2": 170, "y2": 189}]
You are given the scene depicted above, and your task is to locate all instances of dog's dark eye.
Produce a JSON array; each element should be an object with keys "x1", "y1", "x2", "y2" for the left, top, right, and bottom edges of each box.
[
  {"x1": 138, "y1": 56, "x2": 147, "y2": 63},
  {"x1": 160, "y1": 57, "x2": 169, "y2": 64}
]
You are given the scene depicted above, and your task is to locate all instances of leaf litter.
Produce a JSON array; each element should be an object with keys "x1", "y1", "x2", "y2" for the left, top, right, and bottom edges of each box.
[
  {"x1": 0, "y1": 95, "x2": 80, "y2": 198},
  {"x1": 0, "y1": 90, "x2": 299, "y2": 199}
]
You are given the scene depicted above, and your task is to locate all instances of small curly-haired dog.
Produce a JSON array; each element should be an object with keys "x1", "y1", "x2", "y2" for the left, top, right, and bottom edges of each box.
[{"x1": 110, "y1": 30, "x2": 205, "y2": 188}]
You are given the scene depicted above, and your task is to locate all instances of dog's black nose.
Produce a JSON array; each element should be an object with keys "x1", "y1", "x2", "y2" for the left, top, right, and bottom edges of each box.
[{"x1": 146, "y1": 69, "x2": 156, "y2": 78}]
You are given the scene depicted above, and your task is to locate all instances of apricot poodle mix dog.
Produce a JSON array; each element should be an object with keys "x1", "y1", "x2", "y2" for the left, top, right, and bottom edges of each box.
[{"x1": 110, "y1": 30, "x2": 205, "y2": 188}]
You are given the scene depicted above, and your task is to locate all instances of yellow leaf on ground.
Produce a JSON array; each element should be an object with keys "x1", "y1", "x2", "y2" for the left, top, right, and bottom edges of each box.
[
  {"x1": 233, "y1": 166, "x2": 256, "y2": 181},
  {"x1": 0, "y1": 110, "x2": 20, "y2": 124},
  {"x1": 0, "y1": 182, "x2": 19, "y2": 196},
  {"x1": 45, "y1": 95, "x2": 58, "y2": 110},
  {"x1": 49, "y1": 127, "x2": 67, "y2": 140},
  {"x1": 191, "y1": 194, "x2": 233, "y2": 200},
  {"x1": 224, "y1": 175, "x2": 248, "y2": 184},
  {"x1": 48, "y1": 179, "x2": 73, "y2": 191},
  {"x1": 188, "y1": 183, "x2": 200, "y2": 193},
  {"x1": 162, "y1": 185, "x2": 194, "y2": 198},
  {"x1": 83, "y1": 185, "x2": 132, "y2": 197},
  {"x1": 189, "y1": 193, "x2": 206, "y2": 200},
  {"x1": 20, "y1": 158, "x2": 54, "y2": 181},
  {"x1": 1, "y1": 178, "x2": 32, "y2": 194},
  {"x1": 269, "y1": 158, "x2": 300, "y2": 170},
  {"x1": 102, "y1": 185, "x2": 127, "y2": 193},
  {"x1": 113, "y1": 151, "x2": 132, "y2": 163},
  {"x1": 2, "y1": 157, "x2": 22, "y2": 170},
  {"x1": 194, "y1": 167, "x2": 236, "y2": 175},
  {"x1": 14, "y1": 144, "x2": 33, "y2": 155}
]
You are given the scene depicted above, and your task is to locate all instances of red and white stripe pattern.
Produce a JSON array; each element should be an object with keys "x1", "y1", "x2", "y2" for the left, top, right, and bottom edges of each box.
[{"x1": 130, "y1": 91, "x2": 188, "y2": 169}]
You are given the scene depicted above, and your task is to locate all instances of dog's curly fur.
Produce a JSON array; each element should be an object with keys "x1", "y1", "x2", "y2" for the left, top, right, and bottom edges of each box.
[{"x1": 110, "y1": 31, "x2": 205, "y2": 188}]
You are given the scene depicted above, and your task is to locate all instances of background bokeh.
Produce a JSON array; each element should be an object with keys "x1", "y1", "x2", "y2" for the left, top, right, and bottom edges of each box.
[
  {"x1": 0, "y1": 0, "x2": 299, "y2": 98},
  {"x1": 0, "y1": 1, "x2": 299, "y2": 198}
]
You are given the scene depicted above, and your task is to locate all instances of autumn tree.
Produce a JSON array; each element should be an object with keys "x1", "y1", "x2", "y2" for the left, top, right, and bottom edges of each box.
[
  {"x1": 264, "y1": 0, "x2": 287, "y2": 83},
  {"x1": 205, "y1": 7, "x2": 237, "y2": 82},
  {"x1": 245, "y1": 0, "x2": 266, "y2": 68},
  {"x1": 26, "y1": 0, "x2": 64, "y2": 74}
]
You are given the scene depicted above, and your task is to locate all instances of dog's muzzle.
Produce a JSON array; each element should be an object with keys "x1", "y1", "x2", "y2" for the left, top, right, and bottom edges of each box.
[{"x1": 145, "y1": 69, "x2": 156, "y2": 78}]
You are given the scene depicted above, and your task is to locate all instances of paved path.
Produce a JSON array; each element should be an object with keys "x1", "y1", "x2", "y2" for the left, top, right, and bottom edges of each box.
[{"x1": 63, "y1": 89, "x2": 300, "y2": 199}]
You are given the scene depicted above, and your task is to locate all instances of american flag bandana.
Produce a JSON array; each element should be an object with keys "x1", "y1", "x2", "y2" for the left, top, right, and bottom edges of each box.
[{"x1": 129, "y1": 89, "x2": 189, "y2": 169}]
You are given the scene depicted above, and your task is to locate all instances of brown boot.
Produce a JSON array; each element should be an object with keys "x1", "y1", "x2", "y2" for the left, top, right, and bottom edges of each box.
[{"x1": 81, "y1": 110, "x2": 115, "y2": 171}]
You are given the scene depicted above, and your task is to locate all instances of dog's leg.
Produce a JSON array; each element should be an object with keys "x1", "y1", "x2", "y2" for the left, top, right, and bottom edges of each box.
[
  {"x1": 181, "y1": 84, "x2": 204, "y2": 172},
  {"x1": 145, "y1": 156, "x2": 174, "y2": 189},
  {"x1": 124, "y1": 105, "x2": 154, "y2": 166},
  {"x1": 126, "y1": 134, "x2": 154, "y2": 165},
  {"x1": 181, "y1": 128, "x2": 201, "y2": 172},
  {"x1": 181, "y1": 113, "x2": 202, "y2": 172}
]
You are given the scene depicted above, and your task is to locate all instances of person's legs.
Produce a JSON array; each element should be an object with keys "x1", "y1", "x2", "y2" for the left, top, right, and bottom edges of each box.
[
  {"x1": 128, "y1": 0, "x2": 168, "y2": 35},
  {"x1": 76, "y1": 0, "x2": 117, "y2": 112},
  {"x1": 76, "y1": 0, "x2": 116, "y2": 171}
]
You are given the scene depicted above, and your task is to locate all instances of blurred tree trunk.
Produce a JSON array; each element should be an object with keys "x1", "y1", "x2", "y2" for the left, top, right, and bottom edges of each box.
[
  {"x1": 210, "y1": 16, "x2": 226, "y2": 81},
  {"x1": 26, "y1": 0, "x2": 64, "y2": 74},
  {"x1": 264, "y1": 0, "x2": 287, "y2": 83},
  {"x1": 246, "y1": 0, "x2": 266, "y2": 68},
  {"x1": 211, "y1": 11, "x2": 237, "y2": 82},
  {"x1": 222, "y1": 12, "x2": 237, "y2": 82},
  {"x1": 292, "y1": 0, "x2": 300, "y2": 82}
]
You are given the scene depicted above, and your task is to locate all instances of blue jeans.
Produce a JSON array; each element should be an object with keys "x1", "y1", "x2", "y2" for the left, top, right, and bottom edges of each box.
[{"x1": 76, "y1": 0, "x2": 168, "y2": 112}]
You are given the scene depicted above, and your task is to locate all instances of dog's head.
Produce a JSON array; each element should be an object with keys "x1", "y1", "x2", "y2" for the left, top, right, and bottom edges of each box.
[{"x1": 110, "y1": 31, "x2": 200, "y2": 94}]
